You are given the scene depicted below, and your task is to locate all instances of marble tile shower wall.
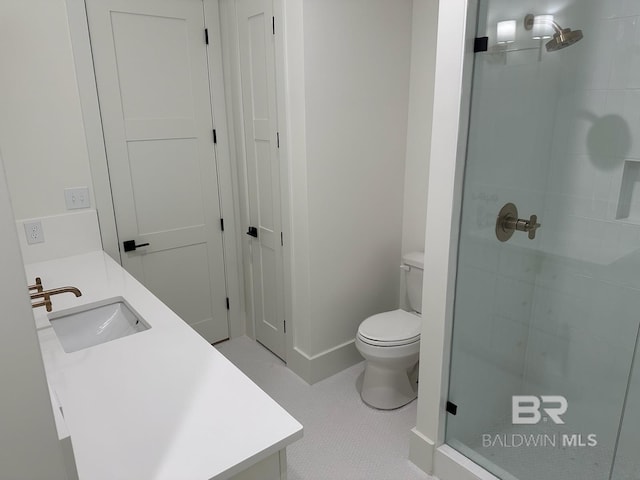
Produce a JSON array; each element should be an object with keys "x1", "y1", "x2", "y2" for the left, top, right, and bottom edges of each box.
[{"x1": 521, "y1": 1, "x2": 640, "y2": 453}]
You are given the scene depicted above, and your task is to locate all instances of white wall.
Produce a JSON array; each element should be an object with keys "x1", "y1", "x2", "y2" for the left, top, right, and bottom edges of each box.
[
  {"x1": 302, "y1": 0, "x2": 412, "y2": 358},
  {"x1": 401, "y1": 0, "x2": 438, "y2": 258},
  {"x1": 0, "y1": 156, "x2": 69, "y2": 479},
  {"x1": 0, "y1": 0, "x2": 94, "y2": 220}
]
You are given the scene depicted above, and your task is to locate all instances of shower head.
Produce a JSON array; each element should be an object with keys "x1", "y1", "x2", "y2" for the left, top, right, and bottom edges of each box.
[
  {"x1": 524, "y1": 14, "x2": 584, "y2": 52},
  {"x1": 545, "y1": 28, "x2": 584, "y2": 52}
]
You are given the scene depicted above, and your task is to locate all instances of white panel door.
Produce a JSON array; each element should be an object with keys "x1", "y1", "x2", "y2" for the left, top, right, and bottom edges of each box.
[
  {"x1": 236, "y1": 0, "x2": 285, "y2": 359},
  {"x1": 86, "y1": 0, "x2": 229, "y2": 343}
]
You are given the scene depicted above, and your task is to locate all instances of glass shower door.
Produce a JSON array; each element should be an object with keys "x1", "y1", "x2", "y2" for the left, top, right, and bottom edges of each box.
[{"x1": 445, "y1": 1, "x2": 640, "y2": 479}]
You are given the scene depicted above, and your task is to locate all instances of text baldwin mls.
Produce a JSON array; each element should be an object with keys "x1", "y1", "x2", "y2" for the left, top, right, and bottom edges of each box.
[{"x1": 482, "y1": 433, "x2": 598, "y2": 448}]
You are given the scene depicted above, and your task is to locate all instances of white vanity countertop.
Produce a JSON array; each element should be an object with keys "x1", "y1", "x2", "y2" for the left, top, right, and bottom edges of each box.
[{"x1": 26, "y1": 251, "x2": 303, "y2": 480}]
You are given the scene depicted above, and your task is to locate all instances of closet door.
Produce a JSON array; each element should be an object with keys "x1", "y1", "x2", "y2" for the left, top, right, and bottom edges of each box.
[
  {"x1": 86, "y1": 0, "x2": 229, "y2": 343},
  {"x1": 236, "y1": 0, "x2": 286, "y2": 359}
]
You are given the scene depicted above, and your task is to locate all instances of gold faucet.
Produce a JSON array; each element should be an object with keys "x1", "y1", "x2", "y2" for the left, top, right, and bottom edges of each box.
[
  {"x1": 28, "y1": 277, "x2": 43, "y2": 293},
  {"x1": 29, "y1": 278, "x2": 82, "y2": 312}
]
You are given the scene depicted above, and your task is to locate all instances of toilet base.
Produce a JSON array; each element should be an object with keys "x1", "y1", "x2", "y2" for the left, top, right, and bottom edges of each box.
[{"x1": 360, "y1": 362, "x2": 418, "y2": 410}]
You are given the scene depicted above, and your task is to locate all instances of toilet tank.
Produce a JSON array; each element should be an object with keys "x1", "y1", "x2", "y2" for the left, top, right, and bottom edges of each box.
[{"x1": 402, "y1": 252, "x2": 424, "y2": 314}]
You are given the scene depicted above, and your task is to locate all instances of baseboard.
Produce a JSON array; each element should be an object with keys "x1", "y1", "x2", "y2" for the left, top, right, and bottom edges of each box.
[
  {"x1": 409, "y1": 427, "x2": 435, "y2": 474},
  {"x1": 408, "y1": 431, "x2": 506, "y2": 480},
  {"x1": 288, "y1": 339, "x2": 362, "y2": 384},
  {"x1": 17, "y1": 210, "x2": 102, "y2": 264},
  {"x1": 434, "y1": 443, "x2": 503, "y2": 480}
]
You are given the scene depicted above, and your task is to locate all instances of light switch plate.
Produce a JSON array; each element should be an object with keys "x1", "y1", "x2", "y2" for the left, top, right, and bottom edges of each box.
[
  {"x1": 64, "y1": 187, "x2": 91, "y2": 210},
  {"x1": 24, "y1": 221, "x2": 45, "y2": 245}
]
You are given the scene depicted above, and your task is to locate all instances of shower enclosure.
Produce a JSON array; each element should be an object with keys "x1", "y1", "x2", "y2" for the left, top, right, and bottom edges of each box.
[{"x1": 445, "y1": 1, "x2": 640, "y2": 479}]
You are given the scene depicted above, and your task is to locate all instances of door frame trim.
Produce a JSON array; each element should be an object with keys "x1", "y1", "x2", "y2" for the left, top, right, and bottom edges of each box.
[
  {"x1": 218, "y1": 0, "x2": 257, "y2": 342},
  {"x1": 273, "y1": 0, "x2": 300, "y2": 370},
  {"x1": 409, "y1": 0, "x2": 483, "y2": 475},
  {"x1": 65, "y1": 0, "x2": 246, "y2": 338}
]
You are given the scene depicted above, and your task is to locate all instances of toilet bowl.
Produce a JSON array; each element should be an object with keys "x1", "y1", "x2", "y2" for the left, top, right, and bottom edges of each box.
[{"x1": 355, "y1": 252, "x2": 424, "y2": 410}]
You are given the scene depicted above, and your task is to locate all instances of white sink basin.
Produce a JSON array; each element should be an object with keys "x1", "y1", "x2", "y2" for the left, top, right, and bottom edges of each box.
[{"x1": 49, "y1": 298, "x2": 149, "y2": 353}]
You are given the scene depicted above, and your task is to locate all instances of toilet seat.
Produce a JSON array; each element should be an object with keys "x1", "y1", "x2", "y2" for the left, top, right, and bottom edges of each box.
[{"x1": 357, "y1": 309, "x2": 421, "y2": 347}]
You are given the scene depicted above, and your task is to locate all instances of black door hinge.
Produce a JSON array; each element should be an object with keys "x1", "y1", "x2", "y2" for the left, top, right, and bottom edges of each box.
[
  {"x1": 474, "y1": 37, "x2": 488, "y2": 53},
  {"x1": 226, "y1": 297, "x2": 230, "y2": 310},
  {"x1": 272, "y1": 16, "x2": 275, "y2": 35},
  {"x1": 220, "y1": 218, "x2": 224, "y2": 231},
  {"x1": 284, "y1": 320, "x2": 286, "y2": 333},
  {"x1": 276, "y1": 132, "x2": 280, "y2": 148},
  {"x1": 280, "y1": 232, "x2": 283, "y2": 246},
  {"x1": 213, "y1": 129, "x2": 217, "y2": 144},
  {"x1": 446, "y1": 401, "x2": 458, "y2": 415},
  {"x1": 205, "y1": 28, "x2": 209, "y2": 45}
]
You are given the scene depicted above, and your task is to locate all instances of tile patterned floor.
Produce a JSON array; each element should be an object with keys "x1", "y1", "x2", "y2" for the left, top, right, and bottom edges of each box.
[{"x1": 216, "y1": 336, "x2": 435, "y2": 480}]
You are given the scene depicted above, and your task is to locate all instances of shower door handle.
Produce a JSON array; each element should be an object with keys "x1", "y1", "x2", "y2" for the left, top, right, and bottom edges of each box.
[{"x1": 496, "y1": 203, "x2": 541, "y2": 242}]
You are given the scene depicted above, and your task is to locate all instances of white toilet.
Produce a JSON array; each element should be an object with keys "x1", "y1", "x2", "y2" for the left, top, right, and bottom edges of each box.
[{"x1": 355, "y1": 252, "x2": 423, "y2": 410}]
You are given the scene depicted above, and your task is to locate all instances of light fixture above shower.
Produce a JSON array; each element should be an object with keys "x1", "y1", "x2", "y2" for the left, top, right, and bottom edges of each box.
[
  {"x1": 496, "y1": 20, "x2": 517, "y2": 44},
  {"x1": 530, "y1": 14, "x2": 555, "y2": 39},
  {"x1": 524, "y1": 13, "x2": 584, "y2": 52}
]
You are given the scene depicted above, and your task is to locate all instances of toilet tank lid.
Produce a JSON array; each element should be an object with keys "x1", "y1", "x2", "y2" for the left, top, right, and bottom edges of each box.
[{"x1": 402, "y1": 251, "x2": 424, "y2": 269}]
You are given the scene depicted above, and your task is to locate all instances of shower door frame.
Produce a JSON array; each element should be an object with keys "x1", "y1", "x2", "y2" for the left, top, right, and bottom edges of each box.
[
  {"x1": 412, "y1": 0, "x2": 636, "y2": 478},
  {"x1": 409, "y1": 0, "x2": 504, "y2": 479}
]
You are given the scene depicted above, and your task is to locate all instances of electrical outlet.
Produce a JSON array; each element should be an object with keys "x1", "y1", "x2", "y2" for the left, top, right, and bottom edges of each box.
[
  {"x1": 64, "y1": 187, "x2": 91, "y2": 210},
  {"x1": 24, "y1": 221, "x2": 45, "y2": 245}
]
